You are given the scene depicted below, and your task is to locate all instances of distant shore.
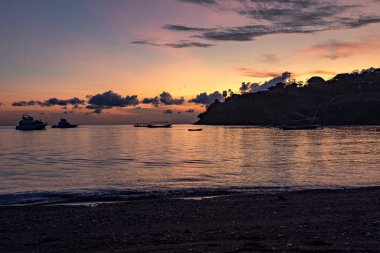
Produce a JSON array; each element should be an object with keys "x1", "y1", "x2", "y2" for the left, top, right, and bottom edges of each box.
[{"x1": 1, "y1": 187, "x2": 380, "y2": 252}]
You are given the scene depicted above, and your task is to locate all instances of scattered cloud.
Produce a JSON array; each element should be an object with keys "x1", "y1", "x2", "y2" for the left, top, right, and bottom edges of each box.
[
  {"x1": 85, "y1": 91, "x2": 139, "y2": 114},
  {"x1": 11, "y1": 97, "x2": 85, "y2": 107},
  {"x1": 178, "y1": 0, "x2": 217, "y2": 5},
  {"x1": 239, "y1": 72, "x2": 291, "y2": 93},
  {"x1": 143, "y1": 91, "x2": 184, "y2": 106},
  {"x1": 235, "y1": 68, "x2": 282, "y2": 78},
  {"x1": 303, "y1": 39, "x2": 380, "y2": 60},
  {"x1": 133, "y1": 1, "x2": 380, "y2": 46},
  {"x1": 87, "y1": 91, "x2": 139, "y2": 108},
  {"x1": 130, "y1": 40, "x2": 160, "y2": 47},
  {"x1": 239, "y1": 82, "x2": 251, "y2": 93},
  {"x1": 189, "y1": 91, "x2": 224, "y2": 105},
  {"x1": 163, "y1": 24, "x2": 211, "y2": 32},
  {"x1": 185, "y1": 109, "x2": 195, "y2": 113},
  {"x1": 342, "y1": 17, "x2": 380, "y2": 29},
  {"x1": 159, "y1": 91, "x2": 185, "y2": 105},
  {"x1": 165, "y1": 41, "x2": 214, "y2": 48},
  {"x1": 257, "y1": 54, "x2": 281, "y2": 64},
  {"x1": 11, "y1": 101, "x2": 41, "y2": 106},
  {"x1": 237, "y1": 68, "x2": 337, "y2": 79},
  {"x1": 131, "y1": 38, "x2": 214, "y2": 48},
  {"x1": 142, "y1": 97, "x2": 160, "y2": 107},
  {"x1": 161, "y1": 0, "x2": 380, "y2": 43},
  {"x1": 238, "y1": 1, "x2": 357, "y2": 28},
  {"x1": 44, "y1": 97, "x2": 85, "y2": 106},
  {"x1": 306, "y1": 70, "x2": 337, "y2": 76},
  {"x1": 197, "y1": 25, "x2": 292, "y2": 41},
  {"x1": 85, "y1": 104, "x2": 109, "y2": 109}
]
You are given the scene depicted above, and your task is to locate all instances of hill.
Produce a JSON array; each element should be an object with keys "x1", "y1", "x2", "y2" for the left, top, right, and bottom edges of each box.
[{"x1": 196, "y1": 68, "x2": 380, "y2": 126}]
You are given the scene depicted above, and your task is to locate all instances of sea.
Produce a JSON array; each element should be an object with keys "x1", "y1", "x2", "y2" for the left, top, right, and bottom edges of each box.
[{"x1": 1, "y1": 125, "x2": 380, "y2": 205}]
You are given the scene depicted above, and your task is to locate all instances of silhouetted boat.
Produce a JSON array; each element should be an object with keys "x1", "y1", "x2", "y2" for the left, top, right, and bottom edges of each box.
[
  {"x1": 52, "y1": 118, "x2": 78, "y2": 128},
  {"x1": 279, "y1": 124, "x2": 321, "y2": 130},
  {"x1": 15, "y1": 114, "x2": 47, "y2": 131},
  {"x1": 279, "y1": 105, "x2": 322, "y2": 130},
  {"x1": 188, "y1": 128, "x2": 203, "y2": 131},
  {"x1": 134, "y1": 123, "x2": 149, "y2": 127},
  {"x1": 147, "y1": 122, "x2": 172, "y2": 128}
]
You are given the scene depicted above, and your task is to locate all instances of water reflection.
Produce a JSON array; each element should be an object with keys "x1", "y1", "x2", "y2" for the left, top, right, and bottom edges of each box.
[{"x1": 0, "y1": 125, "x2": 380, "y2": 194}]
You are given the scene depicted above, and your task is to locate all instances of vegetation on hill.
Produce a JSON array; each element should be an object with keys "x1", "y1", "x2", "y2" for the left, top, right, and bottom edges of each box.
[{"x1": 196, "y1": 68, "x2": 380, "y2": 125}]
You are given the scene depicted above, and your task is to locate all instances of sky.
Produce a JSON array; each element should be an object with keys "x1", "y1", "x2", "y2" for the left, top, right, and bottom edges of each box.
[{"x1": 1, "y1": 0, "x2": 380, "y2": 125}]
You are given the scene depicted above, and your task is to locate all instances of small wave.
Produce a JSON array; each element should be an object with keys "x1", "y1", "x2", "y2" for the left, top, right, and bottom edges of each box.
[
  {"x1": 166, "y1": 177, "x2": 206, "y2": 182},
  {"x1": 0, "y1": 189, "x2": 155, "y2": 206},
  {"x1": 143, "y1": 161, "x2": 179, "y2": 167},
  {"x1": 183, "y1": 159, "x2": 214, "y2": 164},
  {"x1": 0, "y1": 185, "x2": 352, "y2": 206}
]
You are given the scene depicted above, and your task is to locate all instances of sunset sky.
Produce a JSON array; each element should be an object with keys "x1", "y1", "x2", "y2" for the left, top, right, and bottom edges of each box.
[{"x1": 1, "y1": 0, "x2": 380, "y2": 125}]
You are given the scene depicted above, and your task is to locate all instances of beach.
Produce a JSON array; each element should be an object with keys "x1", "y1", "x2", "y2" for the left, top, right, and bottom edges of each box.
[{"x1": 1, "y1": 187, "x2": 380, "y2": 252}]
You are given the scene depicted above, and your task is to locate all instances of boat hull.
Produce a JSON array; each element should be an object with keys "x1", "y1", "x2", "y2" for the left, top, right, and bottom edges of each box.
[
  {"x1": 52, "y1": 125, "x2": 78, "y2": 128},
  {"x1": 134, "y1": 123, "x2": 149, "y2": 127},
  {"x1": 16, "y1": 124, "x2": 47, "y2": 131},
  {"x1": 147, "y1": 125, "x2": 172, "y2": 128},
  {"x1": 279, "y1": 124, "x2": 321, "y2": 130}
]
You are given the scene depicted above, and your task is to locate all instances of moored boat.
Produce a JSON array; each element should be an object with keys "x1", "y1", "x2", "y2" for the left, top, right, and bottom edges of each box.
[
  {"x1": 147, "y1": 122, "x2": 172, "y2": 128},
  {"x1": 279, "y1": 124, "x2": 321, "y2": 130},
  {"x1": 279, "y1": 113, "x2": 322, "y2": 130},
  {"x1": 134, "y1": 123, "x2": 149, "y2": 127},
  {"x1": 15, "y1": 114, "x2": 47, "y2": 131},
  {"x1": 52, "y1": 118, "x2": 78, "y2": 128},
  {"x1": 188, "y1": 128, "x2": 203, "y2": 131}
]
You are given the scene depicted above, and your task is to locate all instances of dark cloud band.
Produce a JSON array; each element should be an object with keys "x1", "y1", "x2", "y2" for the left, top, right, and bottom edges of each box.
[
  {"x1": 143, "y1": 92, "x2": 185, "y2": 106},
  {"x1": 12, "y1": 97, "x2": 85, "y2": 107},
  {"x1": 166, "y1": 0, "x2": 380, "y2": 42},
  {"x1": 189, "y1": 91, "x2": 224, "y2": 105},
  {"x1": 131, "y1": 39, "x2": 214, "y2": 48},
  {"x1": 87, "y1": 91, "x2": 139, "y2": 108}
]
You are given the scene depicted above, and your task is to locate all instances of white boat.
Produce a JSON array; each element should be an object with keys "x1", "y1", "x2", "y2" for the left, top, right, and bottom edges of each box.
[{"x1": 15, "y1": 114, "x2": 47, "y2": 131}]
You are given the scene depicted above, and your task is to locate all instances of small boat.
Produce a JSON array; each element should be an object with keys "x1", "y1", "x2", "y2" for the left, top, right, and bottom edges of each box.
[
  {"x1": 134, "y1": 123, "x2": 149, "y2": 127},
  {"x1": 15, "y1": 114, "x2": 47, "y2": 131},
  {"x1": 52, "y1": 118, "x2": 78, "y2": 128},
  {"x1": 147, "y1": 122, "x2": 172, "y2": 128},
  {"x1": 279, "y1": 124, "x2": 321, "y2": 130},
  {"x1": 279, "y1": 108, "x2": 322, "y2": 130},
  {"x1": 188, "y1": 128, "x2": 203, "y2": 131}
]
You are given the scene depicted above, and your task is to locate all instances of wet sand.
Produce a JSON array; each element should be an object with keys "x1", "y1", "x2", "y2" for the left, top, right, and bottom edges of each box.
[{"x1": 1, "y1": 187, "x2": 380, "y2": 252}]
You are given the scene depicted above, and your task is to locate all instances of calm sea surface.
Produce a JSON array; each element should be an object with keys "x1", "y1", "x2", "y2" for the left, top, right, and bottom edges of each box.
[{"x1": 1, "y1": 125, "x2": 380, "y2": 205}]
